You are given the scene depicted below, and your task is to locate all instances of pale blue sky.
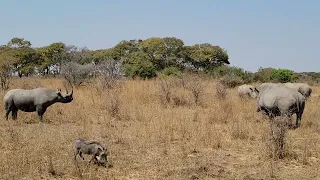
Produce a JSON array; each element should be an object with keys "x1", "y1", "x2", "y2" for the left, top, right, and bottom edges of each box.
[{"x1": 0, "y1": 0, "x2": 319, "y2": 73}]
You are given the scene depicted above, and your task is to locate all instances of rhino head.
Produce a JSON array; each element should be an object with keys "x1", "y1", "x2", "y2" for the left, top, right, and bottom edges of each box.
[
  {"x1": 56, "y1": 88, "x2": 73, "y2": 103},
  {"x1": 249, "y1": 87, "x2": 259, "y2": 98},
  {"x1": 56, "y1": 79, "x2": 74, "y2": 103}
]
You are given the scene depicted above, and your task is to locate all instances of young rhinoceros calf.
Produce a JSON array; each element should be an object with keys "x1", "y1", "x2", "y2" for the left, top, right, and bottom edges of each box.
[{"x1": 74, "y1": 139, "x2": 108, "y2": 167}]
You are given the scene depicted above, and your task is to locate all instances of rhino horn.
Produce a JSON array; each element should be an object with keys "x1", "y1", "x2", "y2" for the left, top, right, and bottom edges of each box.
[{"x1": 64, "y1": 76, "x2": 74, "y2": 96}]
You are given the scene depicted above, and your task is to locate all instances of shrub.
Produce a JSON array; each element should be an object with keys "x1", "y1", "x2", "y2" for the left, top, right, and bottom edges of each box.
[
  {"x1": 60, "y1": 61, "x2": 94, "y2": 86},
  {"x1": 253, "y1": 67, "x2": 274, "y2": 83},
  {"x1": 95, "y1": 60, "x2": 123, "y2": 90},
  {"x1": 270, "y1": 68, "x2": 294, "y2": 83},
  {"x1": 160, "y1": 66, "x2": 182, "y2": 77},
  {"x1": 157, "y1": 78, "x2": 174, "y2": 107},
  {"x1": 207, "y1": 65, "x2": 253, "y2": 84},
  {"x1": 219, "y1": 74, "x2": 244, "y2": 88},
  {"x1": 215, "y1": 81, "x2": 228, "y2": 99}
]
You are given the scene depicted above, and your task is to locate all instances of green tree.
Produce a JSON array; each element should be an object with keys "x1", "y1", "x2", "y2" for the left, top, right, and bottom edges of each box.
[
  {"x1": 0, "y1": 48, "x2": 18, "y2": 89},
  {"x1": 140, "y1": 37, "x2": 166, "y2": 70},
  {"x1": 123, "y1": 51, "x2": 156, "y2": 79},
  {"x1": 7, "y1": 37, "x2": 31, "y2": 48},
  {"x1": 112, "y1": 39, "x2": 142, "y2": 61},
  {"x1": 183, "y1": 43, "x2": 229, "y2": 70},
  {"x1": 89, "y1": 48, "x2": 116, "y2": 64},
  {"x1": 270, "y1": 68, "x2": 294, "y2": 83},
  {"x1": 162, "y1": 37, "x2": 184, "y2": 67},
  {"x1": 6, "y1": 38, "x2": 39, "y2": 77},
  {"x1": 64, "y1": 45, "x2": 91, "y2": 64},
  {"x1": 141, "y1": 37, "x2": 185, "y2": 70},
  {"x1": 38, "y1": 42, "x2": 66, "y2": 75}
]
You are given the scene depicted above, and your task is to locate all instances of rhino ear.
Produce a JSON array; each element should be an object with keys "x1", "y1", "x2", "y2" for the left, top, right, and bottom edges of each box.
[
  {"x1": 249, "y1": 87, "x2": 253, "y2": 92},
  {"x1": 255, "y1": 88, "x2": 259, "y2": 93}
]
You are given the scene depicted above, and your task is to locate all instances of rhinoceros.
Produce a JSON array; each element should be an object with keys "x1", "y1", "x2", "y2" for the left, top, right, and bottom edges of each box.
[
  {"x1": 3, "y1": 86, "x2": 73, "y2": 121},
  {"x1": 256, "y1": 86, "x2": 306, "y2": 128},
  {"x1": 257, "y1": 82, "x2": 283, "y2": 93},
  {"x1": 283, "y1": 82, "x2": 312, "y2": 98},
  {"x1": 74, "y1": 138, "x2": 108, "y2": 167},
  {"x1": 237, "y1": 84, "x2": 259, "y2": 98}
]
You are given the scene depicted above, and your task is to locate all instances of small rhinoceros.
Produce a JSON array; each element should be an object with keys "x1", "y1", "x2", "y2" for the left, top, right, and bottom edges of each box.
[
  {"x1": 256, "y1": 86, "x2": 306, "y2": 129},
  {"x1": 74, "y1": 139, "x2": 108, "y2": 167},
  {"x1": 3, "y1": 87, "x2": 73, "y2": 121},
  {"x1": 237, "y1": 84, "x2": 259, "y2": 98}
]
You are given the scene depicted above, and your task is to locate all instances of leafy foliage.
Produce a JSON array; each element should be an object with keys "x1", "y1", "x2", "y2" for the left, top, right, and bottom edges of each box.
[
  {"x1": 183, "y1": 43, "x2": 230, "y2": 70},
  {"x1": 270, "y1": 68, "x2": 294, "y2": 83},
  {"x1": 160, "y1": 66, "x2": 182, "y2": 77},
  {"x1": 207, "y1": 65, "x2": 253, "y2": 84},
  {"x1": 123, "y1": 51, "x2": 156, "y2": 79},
  {"x1": 0, "y1": 48, "x2": 17, "y2": 89},
  {"x1": 0, "y1": 36, "x2": 232, "y2": 80},
  {"x1": 253, "y1": 67, "x2": 274, "y2": 83}
]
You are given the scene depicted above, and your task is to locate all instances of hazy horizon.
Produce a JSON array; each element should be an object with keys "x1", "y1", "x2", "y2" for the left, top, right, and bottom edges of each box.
[{"x1": 1, "y1": 0, "x2": 319, "y2": 73}]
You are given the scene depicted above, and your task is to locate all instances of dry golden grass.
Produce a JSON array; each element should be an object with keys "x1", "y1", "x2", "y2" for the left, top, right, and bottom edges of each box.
[{"x1": 0, "y1": 76, "x2": 320, "y2": 179}]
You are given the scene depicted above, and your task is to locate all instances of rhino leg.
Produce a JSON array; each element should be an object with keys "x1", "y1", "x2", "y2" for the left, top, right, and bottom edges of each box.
[
  {"x1": 36, "y1": 106, "x2": 47, "y2": 122},
  {"x1": 4, "y1": 101, "x2": 11, "y2": 120},
  {"x1": 295, "y1": 102, "x2": 305, "y2": 129},
  {"x1": 295, "y1": 112, "x2": 303, "y2": 128},
  {"x1": 12, "y1": 108, "x2": 18, "y2": 120},
  {"x1": 5, "y1": 108, "x2": 11, "y2": 120}
]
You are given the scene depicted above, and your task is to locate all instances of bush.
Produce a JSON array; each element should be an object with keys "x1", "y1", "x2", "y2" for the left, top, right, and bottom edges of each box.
[
  {"x1": 253, "y1": 67, "x2": 273, "y2": 83},
  {"x1": 270, "y1": 68, "x2": 294, "y2": 83},
  {"x1": 219, "y1": 74, "x2": 244, "y2": 88},
  {"x1": 207, "y1": 65, "x2": 253, "y2": 84},
  {"x1": 60, "y1": 61, "x2": 94, "y2": 86},
  {"x1": 160, "y1": 66, "x2": 182, "y2": 77}
]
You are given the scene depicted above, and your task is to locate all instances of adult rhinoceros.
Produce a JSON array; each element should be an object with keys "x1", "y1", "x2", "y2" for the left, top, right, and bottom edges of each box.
[
  {"x1": 283, "y1": 82, "x2": 312, "y2": 98},
  {"x1": 256, "y1": 86, "x2": 306, "y2": 129},
  {"x1": 3, "y1": 86, "x2": 73, "y2": 121}
]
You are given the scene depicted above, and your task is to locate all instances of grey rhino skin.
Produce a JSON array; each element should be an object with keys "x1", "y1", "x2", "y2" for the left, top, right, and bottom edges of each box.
[
  {"x1": 3, "y1": 87, "x2": 73, "y2": 121},
  {"x1": 74, "y1": 139, "x2": 108, "y2": 167},
  {"x1": 237, "y1": 84, "x2": 259, "y2": 98},
  {"x1": 256, "y1": 85, "x2": 306, "y2": 129},
  {"x1": 257, "y1": 82, "x2": 283, "y2": 93},
  {"x1": 283, "y1": 82, "x2": 312, "y2": 98}
]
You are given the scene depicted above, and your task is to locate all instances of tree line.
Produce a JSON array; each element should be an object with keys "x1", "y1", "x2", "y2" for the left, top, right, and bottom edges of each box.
[
  {"x1": 0, "y1": 37, "x2": 230, "y2": 78},
  {"x1": 1, "y1": 37, "x2": 318, "y2": 90}
]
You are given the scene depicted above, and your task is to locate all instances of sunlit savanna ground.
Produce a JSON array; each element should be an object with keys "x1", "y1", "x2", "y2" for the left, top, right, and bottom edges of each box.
[{"x1": 0, "y1": 77, "x2": 319, "y2": 180}]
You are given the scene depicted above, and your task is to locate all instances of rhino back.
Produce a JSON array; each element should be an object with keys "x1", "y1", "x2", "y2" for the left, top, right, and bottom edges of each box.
[
  {"x1": 30, "y1": 88, "x2": 58, "y2": 105},
  {"x1": 257, "y1": 83, "x2": 282, "y2": 93},
  {"x1": 5, "y1": 88, "x2": 58, "y2": 110},
  {"x1": 259, "y1": 86, "x2": 301, "y2": 112}
]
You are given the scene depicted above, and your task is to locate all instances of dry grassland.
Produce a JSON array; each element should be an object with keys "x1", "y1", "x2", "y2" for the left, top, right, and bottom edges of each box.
[{"x1": 0, "y1": 76, "x2": 319, "y2": 180}]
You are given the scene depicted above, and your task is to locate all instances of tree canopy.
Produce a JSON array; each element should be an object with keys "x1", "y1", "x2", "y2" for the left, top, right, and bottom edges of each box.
[{"x1": 0, "y1": 37, "x2": 231, "y2": 78}]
